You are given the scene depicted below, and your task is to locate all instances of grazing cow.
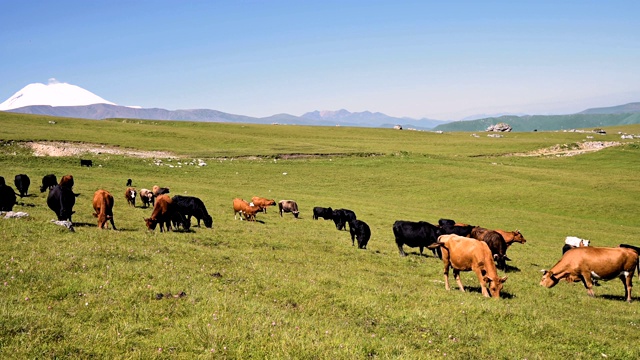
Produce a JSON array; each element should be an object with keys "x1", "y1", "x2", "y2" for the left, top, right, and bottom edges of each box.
[
  {"x1": 429, "y1": 234, "x2": 508, "y2": 298},
  {"x1": 349, "y1": 220, "x2": 371, "y2": 249},
  {"x1": 92, "y1": 190, "x2": 116, "y2": 229},
  {"x1": 80, "y1": 159, "x2": 93, "y2": 167},
  {"x1": 47, "y1": 179, "x2": 76, "y2": 222},
  {"x1": 144, "y1": 195, "x2": 176, "y2": 232},
  {"x1": 172, "y1": 195, "x2": 211, "y2": 228},
  {"x1": 495, "y1": 229, "x2": 527, "y2": 246},
  {"x1": 233, "y1": 198, "x2": 261, "y2": 221},
  {"x1": 313, "y1": 206, "x2": 333, "y2": 220},
  {"x1": 139, "y1": 188, "x2": 154, "y2": 207},
  {"x1": 251, "y1": 197, "x2": 276, "y2": 213},
  {"x1": 332, "y1": 208, "x2": 356, "y2": 230},
  {"x1": 392, "y1": 220, "x2": 442, "y2": 257},
  {"x1": 278, "y1": 200, "x2": 299, "y2": 218},
  {"x1": 563, "y1": 236, "x2": 590, "y2": 254},
  {"x1": 438, "y1": 218, "x2": 475, "y2": 237},
  {"x1": 40, "y1": 174, "x2": 58, "y2": 192},
  {"x1": 0, "y1": 177, "x2": 17, "y2": 211},
  {"x1": 126, "y1": 178, "x2": 132, "y2": 186},
  {"x1": 540, "y1": 246, "x2": 639, "y2": 302},
  {"x1": 125, "y1": 187, "x2": 137, "y2": 207},
  {"x1": 14, "y1": 174, "x2": 30, "y2": 197},
  {"x1": 470, "y1": 227, "x2": 510, "y2": 271},
  {"x1": 152, "y1": 185, "x2": 170, "y2": 196}
]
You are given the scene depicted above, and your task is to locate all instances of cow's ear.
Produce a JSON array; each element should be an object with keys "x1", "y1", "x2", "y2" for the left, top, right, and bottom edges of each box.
[
  {"x1": 493, "y1": 254, "x2": 498, "y2": 261},
  {"x1": 540, "y1": 269, "x2": 548, "y2": 274},
  {"x1": 483, "y1": 276, "x2": 491, "y2": 284},
  {"x1": 500, "y1": 276, "x2": 508, "y2": 283}
]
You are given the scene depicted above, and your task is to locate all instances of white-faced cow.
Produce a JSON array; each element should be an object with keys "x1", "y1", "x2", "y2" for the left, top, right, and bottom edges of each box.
[
  {"x1": 429, "y1": 234, "x2": 508, "y2": 299},
  {"x1": 278, "y1": 200, "x2": 299, "y2": 218},
  {"x1": 540, "y1": 246, "x2": 639, "y2": 302},
  {"x1": 125, "y1": 187, "x2": 137, "y2": 207}
]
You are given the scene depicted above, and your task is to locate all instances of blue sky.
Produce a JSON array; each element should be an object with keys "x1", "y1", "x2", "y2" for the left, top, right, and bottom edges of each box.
[{"x1": 1, "y1": 0, "x2": 639, "y2": 120}]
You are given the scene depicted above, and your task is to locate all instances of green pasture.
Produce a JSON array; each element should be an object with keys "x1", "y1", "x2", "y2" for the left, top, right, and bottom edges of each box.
[{"x1": 1, "y1": 113, "x2": 640, "y2": 359}]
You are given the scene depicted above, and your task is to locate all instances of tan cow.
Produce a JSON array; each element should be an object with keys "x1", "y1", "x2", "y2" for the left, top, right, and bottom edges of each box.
[
  {"x1": 429, "y1": 234, "x2": 507, "y2": 298},
  {"x1": 139, "y1": 188, "x2": 154, "y2": 208},
  {"x1": 495, "y1": 229, "x2": 527, "y2": 246},
  {"x1": 233, "y1": 198, "x2": 261, "y2": 221},
  {"x1": 144, "y1": 194, "x2": 174, "y2": 232},
  {"x1": 93, "y1": 189, "x2": 116, "y2": 230},
  {"x1": 540, "y1": 246, "x2": 639, "y2": 302},
  {"x1": 251, "y1": 196, "x2": 276, "y2": 213}
]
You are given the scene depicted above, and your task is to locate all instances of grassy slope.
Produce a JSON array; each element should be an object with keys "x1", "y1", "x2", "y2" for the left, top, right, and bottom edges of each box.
[{"x1": 1, "y1": 112, "x2": 640, "y2": 358}]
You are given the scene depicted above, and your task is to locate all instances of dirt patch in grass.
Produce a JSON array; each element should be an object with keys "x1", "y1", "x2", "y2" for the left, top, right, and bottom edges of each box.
[
  {"x1": 507, "y1": 141, "x2": 624, "y2": 157},
  {"x1": 22, "y1": 141, "x2": 178, "y2": 158}
]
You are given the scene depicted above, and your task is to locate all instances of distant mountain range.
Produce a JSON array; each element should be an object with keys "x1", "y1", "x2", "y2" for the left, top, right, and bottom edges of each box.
[{"x1": 2, "y1": 81, "x2": 640, "y2": 131}]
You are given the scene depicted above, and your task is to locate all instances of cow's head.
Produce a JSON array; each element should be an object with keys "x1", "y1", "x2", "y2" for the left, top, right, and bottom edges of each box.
[
  {"x1": 293, "y1": 211, "x2": 299, "y2": 218},
  {"x1": 203, "y1": 215, "x2": 213, "y2": 228},
  {"x1": 144, "y1": 217, "x2": 157, "y2": 230},
  {"x1": 539, "y1": 270, "x2": 559, "y2": 288},
  {"x1": 513, "y1": 230, "x2": 526, "y2": 244},
  {"x1": 483, "y1": 276, "x2": 508, "y2": 298}
]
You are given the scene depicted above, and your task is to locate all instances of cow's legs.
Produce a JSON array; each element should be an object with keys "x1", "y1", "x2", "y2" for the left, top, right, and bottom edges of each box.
[
  {"x1": 622, "y1": 274, "x2": 633, "y2": 303},
  {"x1": 580, "y1": 273, "x2": 595, "y2": 297},
  {"x1": 443, "y1": 267, "x2": 451, "y2": 291},
  {"x1": 397, "y1": 244, "x2": 406, "y2": 257},
  {"x1": 453, "y1": 269, "x2": 465, "y2": 292},
  {"x1": 109, "y1": 216, "x2": 117, "y2": 230}
]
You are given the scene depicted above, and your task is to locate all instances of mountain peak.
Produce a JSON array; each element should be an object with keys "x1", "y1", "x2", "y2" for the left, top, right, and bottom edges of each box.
[{"x1": 0, "y1": 79, "x2": 115, "y2": 111}]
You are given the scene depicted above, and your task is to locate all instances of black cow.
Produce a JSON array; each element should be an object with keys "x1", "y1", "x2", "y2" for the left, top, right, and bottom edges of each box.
[
  {"x1": 80, "y1": 159, "x2": 93, "y2": 167},
  {"x1": 47, "y1": 185, "x2": 76, "y2": 221},
  {"x1": 14, "y1": 174, "x2": 30, "y2": 197},
  {"x1": 313, "y1": 206, "x2": 333, "y2": 220},
  {"x1": 349, "y1": 220, "x2": 371, "y2": 249},
  {"x1": 0, "y1": 177, "x2": 17, "y2": 211},
  {"x1": 126, "y1": 179, "x2": 132, "y2": 186},
  {"x1": 40, "y1": 174, "x2": 58, "y2": 192},
  {"x1": 481, "y1": 231, "x2": 510, "y2": 271},
  {"x1": 393, "y1": 220, "x2": 442, "y2": 257},
  {"x1": 332, "y1": 208, "x2": 356, "y2": 230},
  {"x1": 438, "y1": 218, "x2": 474, "y2": 237},
  {"x1": 171, "y1": 195, "x2": 212, "y2": 228}
]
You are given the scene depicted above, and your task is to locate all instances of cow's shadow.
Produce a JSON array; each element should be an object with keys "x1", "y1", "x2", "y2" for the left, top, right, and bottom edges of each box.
[
  {"x1": 172, "y1": 228, "x2": 196, "y2": 233},
  {"x1": 503, "y1": 264, "x2": 521, "y2": 273},
  {"x1": 599, "y1": 294, "x2": 637, "y2": 302},
  {"x1": 463, "y1": 286, "x2": 515, "y2": 299},
  {"x1": 73, "y1": 222, "x2": 97, "y2": 228}
]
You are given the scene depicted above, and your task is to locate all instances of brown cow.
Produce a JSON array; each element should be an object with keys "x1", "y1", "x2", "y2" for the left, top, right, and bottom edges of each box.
[
  {"x1": 540, "y1": 246, "x2": 639, "y2": 302},
  {"x1": 278, "y1": 200, "x2": 299, "y2": 218},
  {"x1": 139, "y1": 188, "x2": 154, "y2": 208},
  {"x1": 59, "y1": 174, "x2": 74, "y2": 188},
  {"x1": 233, "y1": 198, "x2": 261, "y2": 221},
  {"x1": 152, "y1": 185, "x2": 170, "y2": 196},
  {"x1": 93, "y1": 189, "x2": 116, "y2": 230},
  {"x1": 251, "y1": 196, "x2": 276, "y2": 213},
  {"x1": 145, "y1": 194, "x2": 174, "y2": 232},
  {"x1": 125, "y1": 187, "x2": 136, "y2": 207},
  {"x1": 428, "y1": 234, "x2": 507, "y2": 298},
  {"x1": 470, "y1": 227, "x2": 510, "y2": 271},
  {"x1": 495, "y1": 229, "x2": 526, "y2": 246}
]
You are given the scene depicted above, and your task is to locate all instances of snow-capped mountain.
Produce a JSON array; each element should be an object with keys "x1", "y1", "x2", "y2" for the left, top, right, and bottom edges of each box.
[{"x1": 0, "y1": 79, "x2": 115, "y2": 111}]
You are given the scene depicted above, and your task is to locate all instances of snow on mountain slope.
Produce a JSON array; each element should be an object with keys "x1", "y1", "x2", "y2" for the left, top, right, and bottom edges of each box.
[{"x1": 0, "y1": 79, "x2": 115, "y2": 111}]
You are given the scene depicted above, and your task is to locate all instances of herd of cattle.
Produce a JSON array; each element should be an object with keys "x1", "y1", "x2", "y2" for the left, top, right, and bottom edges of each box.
[{"x1": 1, "y1": 172, "x2": 639, "y2": 302}]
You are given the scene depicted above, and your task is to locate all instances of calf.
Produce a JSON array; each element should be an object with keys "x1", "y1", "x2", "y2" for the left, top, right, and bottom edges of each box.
[
  {"x1": 93, "y1": 189, "x2": 116, "y2": 229},
  {"x1": 125, "y1": 187, "x2": 137, "y2": 207},
  {"x1": 144, "y1": 195, "x2": 175, "y2": 232},
  {"x1": 471, "y1": 227, "x2": 510, "y2": 271},
  {"x1": 313, "y1": 206, "x2": 333, "y2": 220},
  {"x1": 349, "y1": 220, "x2": 371, "y2": 249},
  {"x1": 40, "y1": 174, "x2": 57, "y2": 192},
  {"x1": 14, "y1": 174, "x2": 30, "y2": 197},
  {"x1": 332, "y1": 208, "x2": 356, "y2": 230},
  {"x1": 233, "y1": 198, "x2": 261, "y2": 221},
  {"x1": 495, "y1": 229, "x2": 527, "y2": 246},
  {"x1": 139, "y1": 188, "x2": 154, "y2": 207},
  {"x1": 278, "y1": 200, "x2": 299, "y2": 218},
  {"x1": 172, "y1": 195, "x2": 211, "y2": 228},
  {"x1": 0, "y1": 177, "x2": 17, "y2": 211},
  {"x1": 392, "y1": 220, "x2": 441, "y2": 257},
  {"x1": 251, "y1": 196, "x2": 276, "y2": 213},
  {"x1": 126, "y1": 179, "x2": 132, "y2": 186},
  {"x1": 80, "y1": 159, "x2": 93, "y2": 167},
  {"x1": 540, "y1": 246, "x2": 639, "y2": 302},
  {"x1": 429, "y1": 234, "x2": 508, "y2": 298},
  {"x1": 438, "y1": 218, "x2": 475, "y2": 237}
]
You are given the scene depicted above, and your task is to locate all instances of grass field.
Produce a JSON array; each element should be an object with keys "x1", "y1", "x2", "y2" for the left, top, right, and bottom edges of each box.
[{"x1": 1, "y1": 112, "x2": 640, "y2": 359}]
